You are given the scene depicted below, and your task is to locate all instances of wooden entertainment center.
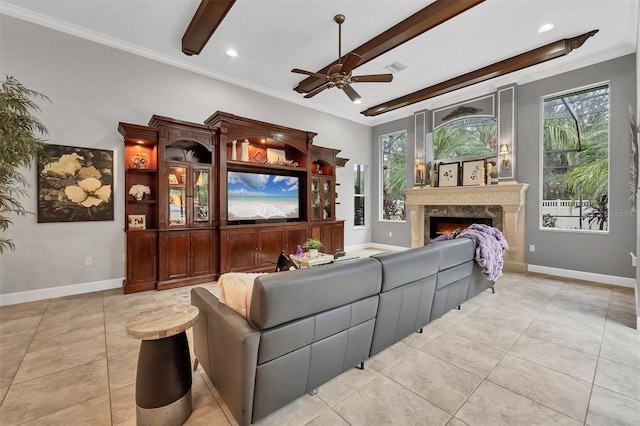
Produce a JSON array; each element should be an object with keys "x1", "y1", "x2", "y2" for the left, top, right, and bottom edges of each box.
[{"x1": 118, "y1": 112, "x2": 346, "y2": 293}]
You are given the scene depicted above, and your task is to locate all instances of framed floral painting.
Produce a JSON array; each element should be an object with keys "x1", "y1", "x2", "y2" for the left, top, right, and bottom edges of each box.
[
  {"x1": 462, "y1": 160, "x2": 486, "y2": 186},
  {"x1": 37, "y1": 144, "x2": 114, "y2": 222},
  {"x1": 437, "y1": 162, "x2": 459, "y2": 187}
]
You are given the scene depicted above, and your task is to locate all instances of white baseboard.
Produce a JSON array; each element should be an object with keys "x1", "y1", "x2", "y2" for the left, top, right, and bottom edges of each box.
[
  {"x1": 0, "y1": 278, "x2": 123, "y2": 306},
  {"x1": 527, "y1": 264, "x2": 636, "y2": 288}
]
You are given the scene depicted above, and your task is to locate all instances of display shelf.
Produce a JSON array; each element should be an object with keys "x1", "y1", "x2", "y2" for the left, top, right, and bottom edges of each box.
[
  {"x1": 127, "y1": 200, "x2": 156, "y2": 204},
  {"x1": 226, "y1": 159, "x2": 307, "y2": 172}
]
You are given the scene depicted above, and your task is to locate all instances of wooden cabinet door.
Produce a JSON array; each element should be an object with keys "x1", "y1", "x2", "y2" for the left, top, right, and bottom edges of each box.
[
  {"x1": 285, "y1": 225, "x2": 308, "y2": 254},
  {"x1": 223, "y1": 228, "x2": 257, "y2": 272},
  {"x1": 126, "y1": 231, "x2": 157, "y2": 288},
  {"x1": 191, "y1": 230, "x2": 214, "y2": 277},
  {"x1": 332, "y1": 222, "x2": 344, "y2": 252},
  {"x1": 257, "y1": 228, "x2": 285, "y2": 269},
  {"x1": 160, "y1": 231, "x2": 190, "y2": 280},
  {"x1": 320, "y1": 224, "x2": 334, "y2": 254}
]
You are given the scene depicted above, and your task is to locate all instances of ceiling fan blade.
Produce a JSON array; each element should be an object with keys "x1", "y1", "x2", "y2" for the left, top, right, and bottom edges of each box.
[
  {"x1": 340, "y1": 52, "x2": 361, "y2": 75},
  {"x1": 304, "y1": 83, "x2": 333, "y2": 98},
  {"x1": 291, "y1": 68, "x2": 328, "y2": 80},
  {"x1": 351, "y1": 74, "x2": 394, "y2": 83},
  {"x1": 343, "y1": 84, "x2": 361, "y2": 103}
]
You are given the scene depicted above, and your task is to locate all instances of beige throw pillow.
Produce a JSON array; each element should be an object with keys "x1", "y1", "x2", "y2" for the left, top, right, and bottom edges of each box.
[{"x1": 217, "y1": 273, "x2": 266, "y2": 320}]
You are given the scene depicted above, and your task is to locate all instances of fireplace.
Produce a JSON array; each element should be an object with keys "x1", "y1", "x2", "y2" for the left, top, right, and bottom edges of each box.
[
  {"x1": 430, "y1": 217, "x2": 492, "y2": 239},
  {"x1": 424, "y1": 205, "x2": 503, "y2": 242},
  {"x1": 404, "y1": 183, "x2": 529, "y2": 272}
]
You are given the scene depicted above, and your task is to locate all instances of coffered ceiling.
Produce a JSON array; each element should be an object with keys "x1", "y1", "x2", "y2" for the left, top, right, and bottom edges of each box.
[{"x1": 1, "y1": 0, "x2": 638, "y2": 126}]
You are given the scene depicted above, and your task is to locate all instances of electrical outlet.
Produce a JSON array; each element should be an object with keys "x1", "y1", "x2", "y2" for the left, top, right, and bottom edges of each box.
[
  {"x1": 84, "y1": 257, "x2": 92, "y2": 266},
  {"x1": 529, "y1": 245, "x2": 535, "y2": 252},
  {"x1": 388, "y1": 231, "x2": 393, "y2": 237}
]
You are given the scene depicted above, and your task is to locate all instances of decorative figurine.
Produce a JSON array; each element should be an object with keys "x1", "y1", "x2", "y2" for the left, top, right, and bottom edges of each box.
[{"x1": 241, "y1": 139, "x2": 249, "y2": 162}]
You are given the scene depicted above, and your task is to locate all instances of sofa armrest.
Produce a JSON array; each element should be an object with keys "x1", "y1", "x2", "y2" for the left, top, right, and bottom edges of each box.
[{"x1": 191, "y1": 288, "x2": 260, "y2": 426}]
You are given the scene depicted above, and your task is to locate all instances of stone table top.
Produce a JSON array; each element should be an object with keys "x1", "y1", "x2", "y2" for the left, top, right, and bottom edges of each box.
[{"x1": 126, "y1": 304, "x2": 199, "y2": 340}]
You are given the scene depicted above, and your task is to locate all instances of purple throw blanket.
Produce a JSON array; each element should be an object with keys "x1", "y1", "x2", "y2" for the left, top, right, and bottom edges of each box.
[{"x1": 458, "y1": 224, "x2": 508, "y2": 281}]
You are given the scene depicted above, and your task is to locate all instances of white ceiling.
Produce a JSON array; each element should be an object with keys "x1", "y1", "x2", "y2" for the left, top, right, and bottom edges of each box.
[{"x1": 2, "y1": 0, "x2": 638, "y2": 126}]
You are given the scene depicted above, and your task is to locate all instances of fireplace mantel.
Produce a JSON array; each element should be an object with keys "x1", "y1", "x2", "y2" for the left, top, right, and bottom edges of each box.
[{"x1": 405, "y1": 182, "x2": 529, "y2": 272}]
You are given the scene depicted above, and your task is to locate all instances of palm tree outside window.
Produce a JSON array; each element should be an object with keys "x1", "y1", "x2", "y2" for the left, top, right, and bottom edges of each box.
[
  {"x1": 540, "y1": 84, "x2": 609, "y2": 231},
  {"x1": 380, "y1": 131, "x2": 407, "y2": 221}
]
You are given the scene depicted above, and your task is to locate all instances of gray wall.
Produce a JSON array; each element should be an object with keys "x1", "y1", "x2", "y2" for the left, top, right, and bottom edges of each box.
[
  {"x1": 370, "y1": 55, "x2": 637, "y2": 279},
  {"x1": 370, "y1": 116, "x2": 414, "y2": 247},
  {"x1": 0, "y1": 16, "x2": 371, "y2": 296},
  {"x1": 519, "y1": 54, "x2": 636, "y2": 278}
]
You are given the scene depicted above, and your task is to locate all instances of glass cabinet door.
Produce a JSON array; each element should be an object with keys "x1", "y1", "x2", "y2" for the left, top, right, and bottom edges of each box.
[
  {"x1": 323, "y1": 179, "x2": 332, "y2": 220},
  {"x1": 193, "y1": 167, "x2": 210, "y2": 224},
  {"x1": 168, "y1": 166, "x2": 186, "y2": 226},
  {"x1": 311, "y1": 178, "x2": 321, "y2": 220}
]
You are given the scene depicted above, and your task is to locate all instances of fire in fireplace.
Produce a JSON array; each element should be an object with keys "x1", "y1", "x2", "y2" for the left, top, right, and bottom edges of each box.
[{"x1": 430, "y1": 217, "x2": 492, "y2": 239}]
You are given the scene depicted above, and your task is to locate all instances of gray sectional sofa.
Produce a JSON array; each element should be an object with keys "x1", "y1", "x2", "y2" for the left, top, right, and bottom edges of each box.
[{"x1": 191, "y1": 238, "x2": 495, "y2": 425}]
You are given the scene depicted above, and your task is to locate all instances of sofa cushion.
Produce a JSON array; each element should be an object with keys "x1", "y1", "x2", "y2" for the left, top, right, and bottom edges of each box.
[
  {"x1": 249, "y1": 257, "x2": 382, "y2": 330},
  {"x1": 432, "y1": 238, "x2": 475, "y2": 270},
  {"x1": 372, "y1": 245, "x2": 440, "y2": 292}
]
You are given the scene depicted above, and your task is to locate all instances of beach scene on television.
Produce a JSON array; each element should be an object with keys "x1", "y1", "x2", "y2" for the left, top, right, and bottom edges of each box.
[{"x1": 228, "y1": 171, "x2": 299, "y2": 221}]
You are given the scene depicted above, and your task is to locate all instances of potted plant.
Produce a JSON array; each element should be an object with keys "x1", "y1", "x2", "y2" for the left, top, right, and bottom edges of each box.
[
  {"x1": 489, "y1": 170, "x2": 499, "y2": 185},
  {"x1": 0, "y1": 76, "x2": 50, "y2": 253},
  {"x1": 303, "y1": 238, "x2": 323, "y2": 258}
]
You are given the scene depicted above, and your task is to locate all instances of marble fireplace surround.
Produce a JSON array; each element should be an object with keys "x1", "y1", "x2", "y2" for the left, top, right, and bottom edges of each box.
[{"x1": 405, "y1": 183, "x2": 529, "y2": 272}]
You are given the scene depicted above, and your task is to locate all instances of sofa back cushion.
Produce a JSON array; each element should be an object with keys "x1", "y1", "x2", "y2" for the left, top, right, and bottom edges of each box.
[
  {"x1": 434, "y1": 238, "x2": 475, "y2": 270},
  {"x1": 430, "y1": 238, "x2": 475, "y2": 321},
  {"x1": 369, "y1": 246, "x2": 440, "y2": 356},
  {"x1": 249, "y1": 257, "x2": 382, "y2": 330},
  {"x1": 248, "y1": 258, "x2": 382, "y2": 422}
]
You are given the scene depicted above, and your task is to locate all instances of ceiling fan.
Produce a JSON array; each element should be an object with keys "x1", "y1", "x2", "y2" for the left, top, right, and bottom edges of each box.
[{"x1": 291, "y1": 14, "x2": 393, "y2": 103}]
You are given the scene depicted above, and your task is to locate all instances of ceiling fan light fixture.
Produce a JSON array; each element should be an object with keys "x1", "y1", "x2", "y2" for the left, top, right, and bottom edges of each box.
[
  {"x1": 291, "y1": 13, "x2": 392, "y2": 103},
  {"x1": 538, "y1": 23, "x2": 554, "y2": 33},
  {"x1": 226, "y1": 49, "x2": 238, "y2": 57}
]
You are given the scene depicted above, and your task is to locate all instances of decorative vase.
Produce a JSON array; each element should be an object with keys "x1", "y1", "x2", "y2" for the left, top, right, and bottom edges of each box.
[
  {"x1": 135, "y1": 193, "x2": 144, "y2": 201},
  {"x1": 231, "y1": 140, "x2": 237, "y2": 160},
  {"x1": 309, "y1": 248, "x2": 318, "y2": 258},
  {"x1": 240, "y1": 139, "x2": 249, "y2": 162}
]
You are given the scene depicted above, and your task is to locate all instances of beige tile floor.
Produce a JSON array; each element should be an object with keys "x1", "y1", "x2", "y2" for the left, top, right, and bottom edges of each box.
[{"x1": 1, "y1": 268, "x2": 639, "y2": 425}]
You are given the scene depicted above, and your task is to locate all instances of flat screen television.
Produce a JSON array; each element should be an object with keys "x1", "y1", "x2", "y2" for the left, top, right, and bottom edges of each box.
[{"x1": 227, "y1": 170, "x2": 300, "y2": 222}]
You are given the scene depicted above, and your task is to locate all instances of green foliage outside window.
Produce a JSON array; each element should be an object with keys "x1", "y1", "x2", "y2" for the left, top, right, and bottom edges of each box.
[
  {"x1": 541, "y1": 85, "x2": 609, "y2": 231},
  {"x1": 433, "y1": 118, "x2": 496, "y2": 161},
  {"x1": 381, "y1": 131, "x2": 406, "y2": 221}
]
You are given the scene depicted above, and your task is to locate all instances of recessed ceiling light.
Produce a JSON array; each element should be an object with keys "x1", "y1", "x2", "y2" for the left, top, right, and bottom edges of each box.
[
  {"x1": 226, "y1": 49, "x2": 238, "y2": 58},
  {"x1": 538, "y1": 23, "x2": 554, "y2": 33},
  {"x1": 353, "y1": 99, "x2": 362, "y2": 104}
]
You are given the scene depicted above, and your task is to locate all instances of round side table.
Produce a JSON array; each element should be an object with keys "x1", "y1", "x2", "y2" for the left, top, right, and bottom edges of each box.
[{"x1": 126, "y1": 304, "x2": 199, "y2": 426}]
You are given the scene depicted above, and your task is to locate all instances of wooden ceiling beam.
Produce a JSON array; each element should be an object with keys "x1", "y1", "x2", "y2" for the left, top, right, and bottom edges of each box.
[
  {"x1": 182, "y1": 0, "x2": 237, "y2": 56},
  {"x1": 361, "y1": 30, "x2": 599, "y2": 117},
  {"x1": 294, "y1": 0, "x2": 486, "y2": 94}
]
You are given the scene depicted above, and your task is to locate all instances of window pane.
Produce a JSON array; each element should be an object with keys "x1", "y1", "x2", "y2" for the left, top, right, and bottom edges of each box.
[
  {"x1": 541, "y1": 85, "x2": 609, "y2": 231},
  {"x1": 354, "y1": 196, "x2": 365, "y2": 227},
  {"x1": 354, "y1": 164, "x2": 366, "y2": 227},
  {"x1": 433, "y1": 117, "x2": 497, "y2": 160},
  {"x1": 381, "y1": 131, "x2": 407, "y2": 221}
]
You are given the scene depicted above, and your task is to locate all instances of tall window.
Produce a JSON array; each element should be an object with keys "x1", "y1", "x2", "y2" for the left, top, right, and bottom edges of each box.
[
  {"x1": 433, "y1": 117, "x2": 497, "y2": 160},
  {"x1": 380, "y1": 131, "x2": 407, "y2": 221},
  {"x1": 541, "y1": 84, "x2": 609, "y2": 231},
  {"x1": 354, "y1": 164, "x2": 366, "y2": 227}
]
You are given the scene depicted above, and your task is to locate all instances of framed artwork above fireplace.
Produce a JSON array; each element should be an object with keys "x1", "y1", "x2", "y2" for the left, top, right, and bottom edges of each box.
[
  {"x1": 462, "y1": 160, "x2": 486, "y2": 186},
  {"x1": 437, "y1": 162, "x2": 459, "y2": 187}
]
